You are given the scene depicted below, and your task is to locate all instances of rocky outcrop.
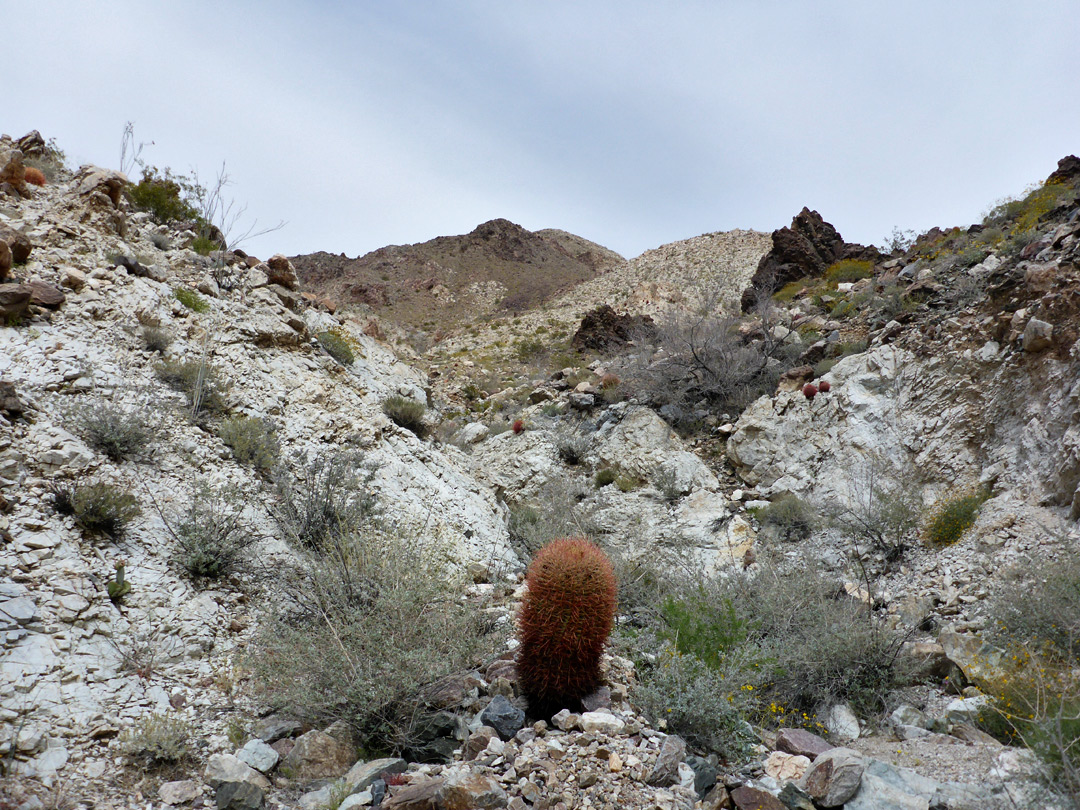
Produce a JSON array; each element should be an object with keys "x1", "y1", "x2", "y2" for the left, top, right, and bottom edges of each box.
[
  {"x1": 740, "y1": 208, "x2": 881, "y2": 311},
  {"x1": 571, "y1": 304, "x2": 656, "y2": 352}
]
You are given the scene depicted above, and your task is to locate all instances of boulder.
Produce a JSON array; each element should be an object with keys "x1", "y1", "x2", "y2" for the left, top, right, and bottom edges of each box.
[
  {"x1": 343, "y1": 756, "x2": 408, "y2": 792},
  {"x1": 266, "y1": 254, "x2": 299, "y2": 289},
  {"x1": 1046, "y1": 154, "x2": 1080, "y2": 185},
  {"x1": 0, "y1": 284, "x2": 33, "y2": 321},
  {"x1": 251, "y1": 716, "x2": 300, "y2": 743},
  {"x1": 645, "y1": 734, "x2": 686, "y2": 786},
  {"x1": 825, "y1": 703, "x2": 860, "y2": 742},
  {"x1": 75, "y1": 165, "x2": 128, "y2": 206},
  {"x1": 775, "y1": 728, "x2": 833, "y2": 759},
  {"x1": 0, "y1": 224, "x2": 33, "y2": 264},
  {"x1": 463, "y1": 726, "x2": 499, "y2": 760},
  {"x1": 729, "y1": 785, "x2": 786, "y2": 810},
  {"x1": 1022, "y1": 318, "x2": 1053, "y2": 352},
  {"x1": 28, "y1": 281, "x2": 65, "y2": 309},
  {"x1": 278, "y1": 729, "x2": 357, "y2": 779},
  {"x1": 0, "y1": 240, "x2": 10, "y2": 281},
  {"x1": 0, "y1": 147, "x2": 27, "y2": 197},
  {"x1": 236, "y1": 739, "x2": 279, "y2": 773},
  {"x1": 799, "y1": 747, "x2": 866, "y2": 807},
  {"x1": 578, "y1": 710, "x2": 625, "y2": 736},
  {"x1": 204, "y1": 754, "x2": 268, "y2": 810},
  {"x1": 480, "y1": 695, "x2": 525, "y2": 741},
  {"x1": 15, "y1": 131, "x2": 46, "y2": 157},
  {"x1": 159, "y1": 779, "x2": 202, "y2": 805},
  {"x1": 571, "y1": 304, "x2": 655, "y2": 352},
  {"x1": 764, "y1": 750, "x2": 811, "y2": 783}
]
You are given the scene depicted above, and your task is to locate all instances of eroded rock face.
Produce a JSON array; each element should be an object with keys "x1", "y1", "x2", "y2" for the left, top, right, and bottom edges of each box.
[
  {"x1": 571, "y1": 304, "x2": 656, "y2": 352},
  {"x1": 740, "y1": 208, "x2": 881, "y2": 311}
]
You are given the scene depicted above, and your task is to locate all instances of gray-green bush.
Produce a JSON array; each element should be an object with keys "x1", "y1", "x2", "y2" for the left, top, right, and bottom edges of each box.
[
  {"x1": 218, "y1": 415, "x2": 279, "y2": 473},
  {"x1": 273, "y1": 450, "x2": 379, "y2": 551},
  {"x1": 155, "y1": 358, "x2": 229, "y2": 419},
  {"x1": 69, "y1": 397, "x2": 158, "y2": 462},
  {"x1": 171, "y1": 483, "x2": 259, "y2": 581},
  {"x1": 383, "y1": 396, "x2": 428, "y2": 438},
  {"x1": 52, "y1": 480, "x2": 140, "y2": 538}
]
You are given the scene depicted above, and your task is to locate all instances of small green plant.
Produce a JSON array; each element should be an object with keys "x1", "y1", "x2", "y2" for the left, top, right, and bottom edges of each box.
[
  {"x1": 517, "y1": 538, "x2": 617, "y2": 715},
  {"x1": 594, "y1": 468, "x2": 617, "y2": 488},
  {"x1": 557, "y1": 435, "x2": 588, "y2": 466},
  {"x1": 224, "y1": 717, "x2": 248, "y2": 749},
  {"x1": 69, "y1": 397, "x2": 158, "y2": 462},
  {"x1": 117, "y1": 713, "x2": 192, "y2": 767},
  {"x1": 756, "y1": 494, "x2": 817, "y2": 542},
  {"x1": 382, "y1": 396, "x2": 428, "y2": 438},
  {"x1": 515, "y1": 339, "x2": 545, "y2": 362},
  {"x1": 190, "y1": 235, "x2": 220, "y2": 256},
  {"x1": 615, "y1": 474, "x2": 640, "y2": 493},
  {"x1": 155, "y1": 358, "x2": 229, "y2": 419},
  {"x1": 171, "y1": 483, "x2": 259, "y2": 581},
  {"x1": 107, "y1": 560, "x2": 132, "y2": 602},
  {"x1": 922, "y1": 487, "x2": 988, "y2": 547},
  {"x1": 318, "y1": 329, "x2": 356, "y2": 366},
  {"x1": 824, "y1": 259, "x2": 875, "y2": 283},
  {"x1": 140, "y1": 325, "x2": 172, "y2": 353},
  {"x1": 173, "y1": 286, "x2": 209, "y2": 313},
  {"x1": 53, "y1": 481, "x2": 140, "y2": 538},
  {"x1": 218, "y1": 415, "x2": 279, "y2": 473}
]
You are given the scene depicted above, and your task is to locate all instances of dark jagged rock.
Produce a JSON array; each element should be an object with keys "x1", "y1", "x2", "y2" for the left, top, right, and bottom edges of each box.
[
  {"x1": 1047, "y1": 154, "x2": 1080, "y2": 185},
  {"x1": 571, "y1": 304, "x2": 656, "y2": 352},
  {"x1": 0, "y1": 224, "x2": 33, "y2": 265},
  {"x1": 741, "y1": 208, "x2": 881, "y2": 311}
]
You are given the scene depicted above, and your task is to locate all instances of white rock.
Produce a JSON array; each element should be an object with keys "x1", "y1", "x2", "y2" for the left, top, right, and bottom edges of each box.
[
  {"x1": 826, "y1": 703, "x2": 860, "y2": 742},
  {"x1": 236, "y1": 738, "x2": 280, "y2": 773},
  {"x1": 579, "y1": 711, "x2": 625, "y2": 736}
]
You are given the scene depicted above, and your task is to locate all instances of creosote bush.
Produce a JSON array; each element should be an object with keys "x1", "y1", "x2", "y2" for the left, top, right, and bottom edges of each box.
[
  {"x1": 248, "y1": 524, "x2": 502, "y2": 754},
  {"x1": 52, "y1": 480, "x2": 140, "y2": 538},
  {"x1": 171, "y1": 483, "x2": 259, "y2": 581},
  {"x1": 218, "y1": 415, "x2": 279, "y2": 473},
  {"x1": 127, "y1": 166, "x2": 202, "y2": 225},
  {"x1": 922, "y1": 487, "x2": 988, "y2": 547},
  {"x1": 317, "y1": 329, "x2": 356, "y2": 366},
  {"x1": 173, "y1": 286, "x2": 209, "y2": 313},
  {"x1": 383, "y1": 395, "x2": 428, "y2": 438},
  {"x1": 824, "y1": 259, "x2": 874, "y2": 283},
  {"x1": 117, "y1": 713, "x2": 192, "y2": 768},
  {"x1": 69, "y1": 397, "x2": 158, "y2": 462}
]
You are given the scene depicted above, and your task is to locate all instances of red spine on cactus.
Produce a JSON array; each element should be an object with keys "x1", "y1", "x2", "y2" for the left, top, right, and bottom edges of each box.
[
  {"x1": 512, "y1": 419, "x2": 524, "y2": 434},
  {"x1": 517, "y1": 537, "x2": 617, "y2": 716},
  {"x1": 817, "y1": 380, "x2": 831, "y2": 393},
  {"x1": 802, "y1": 383, "x2": 818, "y2": 399}
]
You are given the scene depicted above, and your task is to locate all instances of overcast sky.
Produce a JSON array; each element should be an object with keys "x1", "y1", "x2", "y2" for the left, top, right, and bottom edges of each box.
[{"x1": 7, "y1": 2, "x2": 1079, "y2": 261}]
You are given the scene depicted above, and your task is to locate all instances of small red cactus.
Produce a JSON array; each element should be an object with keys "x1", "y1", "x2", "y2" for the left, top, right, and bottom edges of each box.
[
  {"x1": 512, "y1": 419, "x2": 524, "y2": 434},
  {"x1": 802, "y1": 383, "x2": 818, "y2": 400},
  {"x1": 599, "y1": 373, "x2": 620, "y2": 390},
  {"x1": 817, "y1": 380, "x2": 831, "y2": 393},
  {"x1": 24, "y1": 167, "x2": 46, "y2": 187},
  {"x1": 517, "y1": 537, "x2": 617, "y2": 717}
]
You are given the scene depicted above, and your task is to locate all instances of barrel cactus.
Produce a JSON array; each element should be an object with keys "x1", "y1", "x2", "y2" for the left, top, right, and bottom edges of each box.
[{"x1": 516, "y1": 537, "x2": 617, "y2": 717}]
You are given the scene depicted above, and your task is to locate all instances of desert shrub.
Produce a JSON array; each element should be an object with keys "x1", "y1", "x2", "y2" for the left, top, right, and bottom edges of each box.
[
  {"x1": 984, "y1": 179, "x2": 1079, "y2": 234},
  {"x1": 615, "y1": 474, "x2": 640, "y2": 493},
  {"x1": 248, "y1": 525, "x2": 502, "y2": 753},
  {"x1": 824, "y1": 259, "x2": 874, "y2": 283},
  {"x1": 755, "y1": 494, "x2": 817, "y2": 542},
  {"x1": 985, "y1": 553, "x2": 1080, "y2": 664},
  {"x1": 556, "y1": 434, "x2": 588, "y2": 466},
  {"x1": 515, "y1": 338, "x2": 545, "y2": 362},
  {"x1": 922, "y1": 487, "x2": 988, "y2": 547},
  {"x1": 383, "y1": 396, "x2": 427, "y2": 438},
  {"x1": 644, "y1": 562, "x2": 911, "y2": 721},
  {"x1": 173, "y1": 286, "x2": 209, "y2": 313},
  {"x1": 117, "y1": 713, "x2": 191, "y2": 767},
  {"x1": 190, "y1": 235, "x2": 219, "y2": 256},
  {"x1": 69, "y1": 397, "x2": 158, "y2": 462},
  {"x1": 218, "y1": 415, "x2": 279, "y2": 473},
  {"x1": 273, "y1": 450, "x2": 378, "y2": 551},
  {"x1": 53, "y1": 481, "x2": 140, "y2": 538},
  {"x1": 651, "y1": 464, "x2": 684, "y2": 502},
  {"x1": 632, "y1": 643, "x2": 758, "y2": 761},
  {"x1": 318, "y1": 329, "x2": 356, "y2": 366},
  {"x1": 171, "y1": 483, "x2": 259, "y2": 581},
  {"x1": 23, "y1": 166, "x2": 46, "y2": 187},
  {"x1": 824, "y1": 456, "x2": 922, "y2": 562},
  {"x1": 149, "y1": 232, "x2": 172, "y2": 251},
  {"x1": 127, "y1": 166, "x2": 201, "y2": 225},
  {"x1": 140, "y1": 325, "x2": 172, "y2": 353},
  {"x1": 155, "y1": 358, "x2": 229, "y2": 419},
  {"x1": 594, "y1": 468, "x2": 617, "y2": 488},
  {"x1": 24, "y1": 154, "x2": 63, "y2": 183}
]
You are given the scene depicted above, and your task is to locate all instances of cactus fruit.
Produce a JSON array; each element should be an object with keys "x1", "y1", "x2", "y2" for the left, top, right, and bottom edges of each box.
[
  {"x1": 516, "y1": 537, "x2": 617, "y2": 717},
  {"x1": 817, "y1": 380, "x2": 831, "y2": 393},
  {"x1": 802, "y1": 383, "x2": 818, "y2": 400},
  {"x1": 107, "y1": 560, "x2": 131, "y2": 602}
]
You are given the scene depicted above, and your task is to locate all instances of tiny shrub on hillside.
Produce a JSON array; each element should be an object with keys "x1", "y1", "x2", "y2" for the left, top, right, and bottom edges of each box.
[
  {"x1": 69, "y1": 397, "x2": 158, "y2": 462},
  {"x1": 171, "y1": 483, "x2": 259, "y2": 581},
  {"x1": 127, "y1": 166, "x2": 201, "y2": 225},
  {"x1": 594, "y1": 468, "x2": 617, "y2": 488},
  {"x1": 984, "y1": 179, "x2": 1079, "y2": 234},
  {"x1": 155, "y1": 358, "x2": 229, "y2": 419},
  {"x1": 190, "y1": 235, "x2": 219, "y2": 256},
  {"x1": 922, "y1": 487, "x2": 988, "y2": 547},
  {"x1": 986, "y1": 552, "x2": 1080, "y2": 663},
  {"x1": 755, "y1": 495, "x2": 817, "y2": 542},
  {"x1": 117, "y1": 713, "x2": 192, "y2": 768},
  {"x1": 173, "y1": 286, "x2": 209, "y2": 313},
  {"x1": 557, "y1": 434, "x2": 588, "y2": 466},
  {"x1": 218, "y1": 415, "x2": 279, "y2": 473},
  {"x1": 273, "y1": 450, "x2": 378, "y2": 551},
  {"x1": 54, "y1": 480, "x2": 140, "y2": 538},
  {"x1": 824, "y1": 259, "x2": 874, "y2": 283},
  {"x1": 140, "y1": 325, "x2": 172, "y2": 353},
  {"x1": 383, "y1": 396, "x2": 428, "y2": 438},
  {"x1": 318, "y1": 329, "x2": 356, "y2": 366}
]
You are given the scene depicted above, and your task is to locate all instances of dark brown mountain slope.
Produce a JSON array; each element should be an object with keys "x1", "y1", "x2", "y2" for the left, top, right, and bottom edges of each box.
[{"x1": 290, "y1": 219, "x2": 625, "y2": 332}]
